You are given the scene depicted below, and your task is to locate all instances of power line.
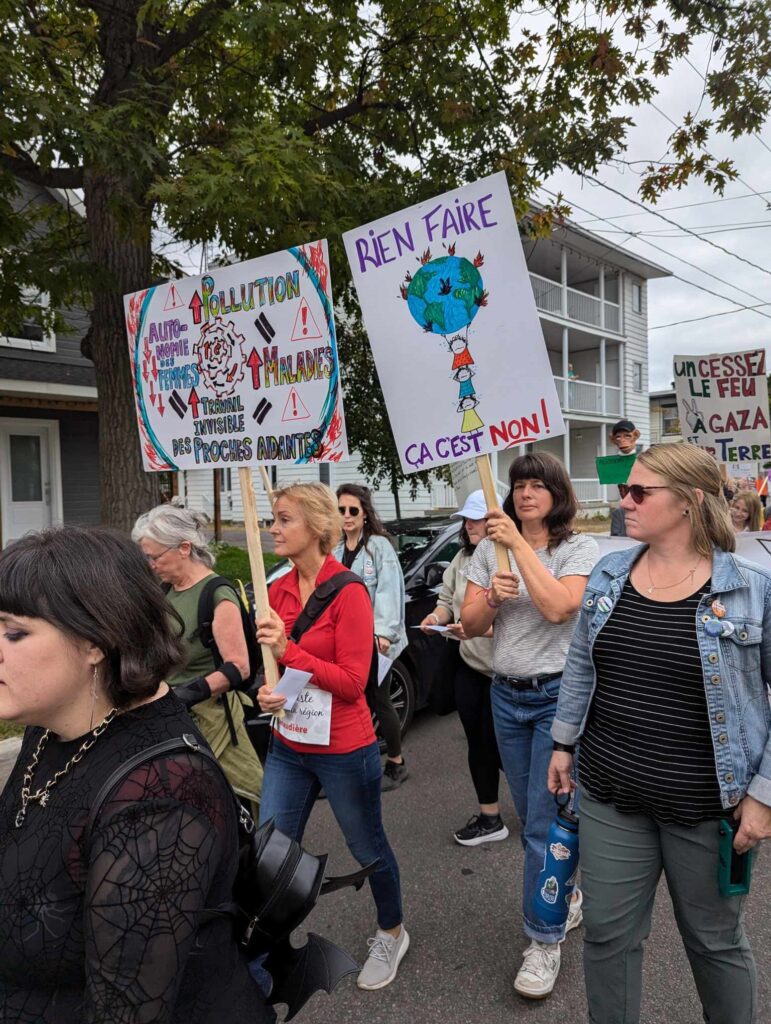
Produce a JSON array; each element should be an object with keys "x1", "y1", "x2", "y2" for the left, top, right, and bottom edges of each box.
[
  {"x1": 585, "y1": 174, "x2": 771, "y2": 281},
  {"x1": 574, "y1": 189, "x2": 771, "y2": 224},
  {"x1": 650, "y1": 302, "x2": 771, "y2": 330},
  {"x1": 539, "y1": 186, "x2": 771, "y2": 322}
]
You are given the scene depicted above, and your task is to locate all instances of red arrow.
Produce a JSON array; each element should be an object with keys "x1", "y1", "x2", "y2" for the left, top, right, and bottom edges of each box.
[
  {"x1": 149, "y1": 380, "x2": 156, "y2": 405},
  {"x1": 143, "y1": 337, "x2": 151, "y2": 360},
  {"x1": 246, "y1": 348, "x2": 262, "y2": 389},
  {"x1": 226, "y1": 362, "x2": 238, "y2": 383},
  {"x1": 189, "y1": 291, "x2": 203, "y2": 324},
  {"x1": 157, "y1": 394, "x2": 165, "y2": 416},
  {"x1": 188, "y1": 387, "x2": 201, "y2": 418},
  {"x1": 142, "y1": 361, "x2": 149, "y2": 383},
  {"x1": 151, "y1": 355, "x2": 158, "y2": 380}
]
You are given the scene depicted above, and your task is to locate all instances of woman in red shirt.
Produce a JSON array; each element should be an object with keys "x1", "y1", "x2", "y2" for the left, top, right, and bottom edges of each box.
[{"x1": 256, "y1": 483, "x2": 408, "y2": 992}]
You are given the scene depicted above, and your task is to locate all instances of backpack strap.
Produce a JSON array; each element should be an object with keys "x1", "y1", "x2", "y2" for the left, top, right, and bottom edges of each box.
[
  {"x1": 194, "y1": 576, "x2": 242, "y2": 747},
  {"x1": 290, "y1": 571, "x2": 364, "y2": 643},
  {"x1": 84, "y1": 734, "x2": 219, "y2": 851}
]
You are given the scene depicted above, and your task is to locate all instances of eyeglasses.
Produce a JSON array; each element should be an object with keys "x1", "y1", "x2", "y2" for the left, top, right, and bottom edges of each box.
[
  {"x1": 618, "y1": 484, "x2": 669, "y2": 505},
  {"x1": 144, "y1": 546, "x2": 174, "y2": 563},
  {"x1": 338, "y1": 506, "x2": 361, "y2": 517}
]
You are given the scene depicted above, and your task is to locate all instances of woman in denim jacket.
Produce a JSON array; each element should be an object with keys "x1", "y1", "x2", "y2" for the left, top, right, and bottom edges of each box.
[{"x1": 548, "y1": 443, "x2": 771, "y2": 1024}]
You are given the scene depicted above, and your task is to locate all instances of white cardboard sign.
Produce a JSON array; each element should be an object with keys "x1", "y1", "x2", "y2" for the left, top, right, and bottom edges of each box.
[
  {"x1": 343, "y1": 172, "x2": 564, "y2": 475},
  {"x1": 123, "y1": 240, "x2": 348, "y2": 471},
  {"x1": 673, "y1": 349, "x2": 770, "y2": 464}
]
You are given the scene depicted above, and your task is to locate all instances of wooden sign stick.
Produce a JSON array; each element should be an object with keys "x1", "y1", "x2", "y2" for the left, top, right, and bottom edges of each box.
[
  {"x1": 258, "y1": 465, "x2": 274, "y2": 504},
  {"x1": 239, "y1": 467, "x2": 281, "y2": 704},
  {"x1": 475, "y1": 454, "x2": 511, "y2": 574}
]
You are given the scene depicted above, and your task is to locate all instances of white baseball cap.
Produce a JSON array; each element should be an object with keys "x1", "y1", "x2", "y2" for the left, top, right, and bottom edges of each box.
[{"x1": 452, "y1": 489, "x2": 488, "y2": 520}]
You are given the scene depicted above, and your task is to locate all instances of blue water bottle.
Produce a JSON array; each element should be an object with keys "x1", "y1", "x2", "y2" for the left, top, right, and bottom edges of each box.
[{"x1": 532, "y1": 794, "x2": 579, "y2": 927}]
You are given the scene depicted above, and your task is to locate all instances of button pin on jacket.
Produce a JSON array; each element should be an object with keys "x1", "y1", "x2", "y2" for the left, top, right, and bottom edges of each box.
[
  {"x1": 720, "y1": 621, "x2": 735, "y2": 638},
  {"x1": 597, "y1": 596, "x2": 613, "y2": 614},
  {"x1": 704, "y1": 619, "x2": 724, "y2": 637},
  {"x1": 711, "y1": 599, "x2": 727, "y2": 619}
]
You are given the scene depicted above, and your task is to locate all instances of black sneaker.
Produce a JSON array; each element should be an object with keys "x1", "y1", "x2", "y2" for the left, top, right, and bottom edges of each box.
[
  {"x1": 453, "y1": 814, "x2": 509, "y2": 846},
  {"x1": 381, "y1": 759, "x2": 409, "y2": 791}
]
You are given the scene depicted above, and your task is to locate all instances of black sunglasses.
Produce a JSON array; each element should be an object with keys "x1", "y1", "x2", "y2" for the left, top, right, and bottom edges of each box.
[
  {"x1": 338, "y1": 505, "x2": 361, "y2": 516},
  {"x1": 618, "y1": 484, "x2": 669, "y2": 505}
]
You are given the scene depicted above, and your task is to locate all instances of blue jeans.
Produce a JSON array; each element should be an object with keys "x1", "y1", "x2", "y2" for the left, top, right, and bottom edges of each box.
[
  {"x1": 259, "y1": 737, "x2": 403, "y2": 930},
  {"x1": 491, "y1": 676, "x2": 565, "y2": 944}
]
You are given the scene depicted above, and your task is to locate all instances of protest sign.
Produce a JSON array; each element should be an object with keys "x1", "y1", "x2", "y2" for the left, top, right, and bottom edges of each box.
[
  {"x1": 343, "y1": 172, "x2": 564, "y2": 477},
  {"x1": 123, "y1": 240, "x2": 347, "y2": 472},
  {"x1": 673, "y1": 350, "x2": 770, "y2": 464},
  {"x1": 595, "y1": 453, "x2": 636, "y2": 486}
]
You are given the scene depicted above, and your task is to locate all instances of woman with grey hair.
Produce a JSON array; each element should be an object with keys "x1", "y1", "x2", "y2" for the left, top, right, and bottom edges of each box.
[{"x1": 132, "y1": 502, "x2": 263, "y2": 807}]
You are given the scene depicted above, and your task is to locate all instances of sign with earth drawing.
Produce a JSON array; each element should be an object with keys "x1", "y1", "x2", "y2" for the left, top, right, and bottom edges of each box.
[
  {"x1": 124, "y1": 240, "x2": 348, "y2": 472},
  {"x1": 343, "y1": 172, "x2": 564, "y2": 475}
]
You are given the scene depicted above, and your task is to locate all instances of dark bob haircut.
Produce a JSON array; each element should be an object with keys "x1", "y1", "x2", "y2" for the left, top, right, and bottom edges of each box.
[
  {"x1": 502, "y1": 452, "x2": 578, "y2": 550},
  {"x1": 0, "y1": 527, "x2": 185, "y2": 709}
]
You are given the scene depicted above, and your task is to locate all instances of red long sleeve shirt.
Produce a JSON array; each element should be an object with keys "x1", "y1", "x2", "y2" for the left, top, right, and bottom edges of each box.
[{"x1": 269, "y1": 554, "x2": 377, "y2": 754}]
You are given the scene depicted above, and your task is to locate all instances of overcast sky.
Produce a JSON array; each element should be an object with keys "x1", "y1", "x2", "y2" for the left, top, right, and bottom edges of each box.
[{"x1": 542, "y1": 36, "x2": 771, "y2": 393}]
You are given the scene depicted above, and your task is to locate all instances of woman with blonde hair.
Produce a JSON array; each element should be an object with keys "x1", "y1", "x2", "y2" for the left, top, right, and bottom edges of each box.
[
  {"x1": 549, "y1": 443, "x2": 771, "y2": 1024},
  {"x1": 132, "y1": 503, "x2": 263, "y2": 810},
  {"x1": 731, "y1": 489, "x2": 762, "y2": 533},
  {"x1": 256, "y1": 483, "x2": 408, "y2": 992}
]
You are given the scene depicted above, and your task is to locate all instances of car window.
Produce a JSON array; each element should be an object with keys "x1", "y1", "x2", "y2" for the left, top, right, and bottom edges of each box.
[
  {"x1": 394, "y1": 531, "x2": 441, "y2": 569},
  {"x1": 430, "y1": 538, "x2": 462, "y2": 565}
]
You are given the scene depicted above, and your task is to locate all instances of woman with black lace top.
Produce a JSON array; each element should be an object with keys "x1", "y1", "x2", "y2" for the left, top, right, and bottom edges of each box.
[{"x1": 0, "y1": 527, "x2": 274, "y2": 1024}]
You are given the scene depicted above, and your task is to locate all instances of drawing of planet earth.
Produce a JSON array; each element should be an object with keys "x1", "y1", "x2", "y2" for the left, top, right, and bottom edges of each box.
[{"x1": 406, "y1": 255, "x2": 484, "y2": 335}]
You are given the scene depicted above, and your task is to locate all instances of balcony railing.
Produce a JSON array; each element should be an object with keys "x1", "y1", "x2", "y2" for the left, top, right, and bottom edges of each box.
[
  {"x1": 530, "y1": 272, "x2": 621, "y2": 332},
  {"x1": 573, "y1": 478, "x2": 604, "y2": 503},
  {"x1": 553, "y1": 376, "x2": 621, "y2": 416}
]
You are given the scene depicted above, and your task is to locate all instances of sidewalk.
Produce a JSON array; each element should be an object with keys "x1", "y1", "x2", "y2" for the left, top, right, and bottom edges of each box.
[{"x1": 219, "y1": 525, "x2": 275, "y2": 552}]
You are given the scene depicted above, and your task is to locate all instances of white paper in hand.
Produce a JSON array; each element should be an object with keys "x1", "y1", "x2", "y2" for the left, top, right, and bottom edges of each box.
[
  {"x1": 377, "y1": 654, "x2": 393, "y2": 686},
  {"x1": 273, "y1": 668, "x2": 313, "y2": 711}
]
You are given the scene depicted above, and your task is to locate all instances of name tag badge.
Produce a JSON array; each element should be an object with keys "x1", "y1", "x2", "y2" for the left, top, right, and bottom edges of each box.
[{"x1": 275, "y1": 683, "x2": 332, "y2": 746}]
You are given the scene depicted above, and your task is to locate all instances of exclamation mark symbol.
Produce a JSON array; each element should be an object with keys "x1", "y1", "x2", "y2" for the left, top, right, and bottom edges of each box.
[
  {"x1": 301, "y1": 304, "x2": 308, "y2": 336},
  {"x1": 541, "y1": 398, "x2": 550, "y2": 433},
  {"x1": 291, "y1": 391, "x2": 298, "y2": 416}
]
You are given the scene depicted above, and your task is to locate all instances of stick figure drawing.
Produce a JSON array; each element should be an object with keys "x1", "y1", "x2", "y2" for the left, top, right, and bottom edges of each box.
[{"x1": 401, "y1": 246, "x2": 488, "y2": 435}]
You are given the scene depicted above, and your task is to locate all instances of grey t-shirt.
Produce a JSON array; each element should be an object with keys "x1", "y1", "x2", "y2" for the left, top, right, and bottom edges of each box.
[{"x1": 464, "y1": 533, "x2": 599, "y2": 677}]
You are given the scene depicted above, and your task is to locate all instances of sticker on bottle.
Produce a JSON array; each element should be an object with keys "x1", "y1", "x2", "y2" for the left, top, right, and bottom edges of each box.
[
  {"x1": 540, "y1": 876, "x2": 559, "y2": 905},
  {"x1": 549, "y1": 841, "x2": 572, "y2": 861}
]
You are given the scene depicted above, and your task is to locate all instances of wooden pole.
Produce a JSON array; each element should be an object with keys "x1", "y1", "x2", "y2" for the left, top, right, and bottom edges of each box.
[
  {"x1": 258, "y1": 465, "x2": 274, "y2": 505},
  {"x1": 213, "y1": 469, "x2": 222, "y2": 542},
  {"x1": 239, "y1": 467, "x2": 281, "y2": 700},
  {"x1": 475, "y1": 454, "x2": 511, "y2": 574}
]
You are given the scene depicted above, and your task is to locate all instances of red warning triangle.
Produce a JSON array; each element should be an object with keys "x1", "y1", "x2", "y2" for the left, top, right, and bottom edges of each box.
[
  {"x1": 164, "y1": 284, "x2": 184, "y2": 310},
  {"x1": 281, "y1": 386, "x2": 311, "y2": 422},
  {"x1": 290, "y1": 298, "x2": 323, "y2": 342}
]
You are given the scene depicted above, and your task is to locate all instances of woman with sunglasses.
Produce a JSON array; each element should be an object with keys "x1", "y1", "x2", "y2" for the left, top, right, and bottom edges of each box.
[
  {"x1": 132, "y1": 502, "x2": 263, "y2": 811},
  {"x1": 333, "y1": 484, "x2": 409, "y2": 790},
  {"x1": 461, "y1": 453, "x2": 599, "y2": 1000},
  {"x1": 549, "y1": 443, "x2": 771, "y2": 1024}
]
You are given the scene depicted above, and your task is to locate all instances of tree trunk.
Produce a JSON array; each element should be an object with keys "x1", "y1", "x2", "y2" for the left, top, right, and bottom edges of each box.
[
  {"x1": 84, "y1": 170, "x2": 161, "y2": 532},
  {"x1": 390, "y1": 468, "x2": 402, "y2": 520}
]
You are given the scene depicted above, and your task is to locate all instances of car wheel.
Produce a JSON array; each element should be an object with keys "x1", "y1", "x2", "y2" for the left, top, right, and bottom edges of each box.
[{"x1": 372, "y1": 659, "x2": 416, "y2": 747}]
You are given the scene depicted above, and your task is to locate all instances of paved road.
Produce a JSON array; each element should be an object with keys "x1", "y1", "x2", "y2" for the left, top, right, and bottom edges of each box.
[
  {"x1": 2, "y1": 715, "x2": 768, "y2": 1023},
  {"x1": 294, "y1": 710, "x2": 771, "y2": 1024}
]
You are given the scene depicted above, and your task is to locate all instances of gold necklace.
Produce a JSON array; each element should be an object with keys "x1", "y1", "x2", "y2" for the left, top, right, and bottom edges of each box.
[
  {"x1": 645, "y1": 554, "x2": 702, "y2": 595},
  {"x1": 15, "y1": 706, "x2": 120, "y2": 828}
]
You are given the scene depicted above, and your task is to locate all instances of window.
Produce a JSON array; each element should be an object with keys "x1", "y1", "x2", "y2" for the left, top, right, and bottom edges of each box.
[
  {"x1": 631, "y1": 282, "x2": 642, "y2": 314},
  {"x1": 318, "y1": 464, "x2": 330, "y2": 485},
  {"x1": 662, "y1": 405, "x2": 681, "y2": 435},
  {"x1": 633, "y1": 362, "x2": 643, "y2": 393},
  {"x1": 0, "y1": 288, "x2": 56, "y2": 353}
]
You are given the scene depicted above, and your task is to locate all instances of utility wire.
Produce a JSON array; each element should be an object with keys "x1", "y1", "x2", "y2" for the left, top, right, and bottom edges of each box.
[{"x1": 575, "y1": 189, "x2": 771, "y2": 223}]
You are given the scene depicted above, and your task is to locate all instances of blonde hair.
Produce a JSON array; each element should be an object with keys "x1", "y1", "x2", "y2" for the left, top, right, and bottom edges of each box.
[
  {"x1": 636, "y1": 444, "x2": 735, "y2": 557},
  {"x1": 131, "y1": 500, "x2": 215, "y2": 567},
  {"x1": 272, "y1": 482, "x2": 342, "y2": 554},
  {"x1": 732, "y1": 490, "x2": 762, "y2": 531}
]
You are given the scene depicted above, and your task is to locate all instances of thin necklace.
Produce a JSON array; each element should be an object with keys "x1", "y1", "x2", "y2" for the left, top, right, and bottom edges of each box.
[
  {"x1": 645, "y1": 553, "x2": 702, "y2": 595},
  {"x1": 15, "y1": 706, "x2": 120, "y2": 828}
]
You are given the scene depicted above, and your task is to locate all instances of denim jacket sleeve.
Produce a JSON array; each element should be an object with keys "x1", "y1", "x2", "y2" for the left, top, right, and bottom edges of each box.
[
  {"x1": 746, "y1": 576, "x2": 771, "y2": 807},
  {"x1": 551, "y1": 600, "x2": 595, "y2": 745},
  {"x1": 370, "y1": 538, "x2": 407, "y2": 649}
]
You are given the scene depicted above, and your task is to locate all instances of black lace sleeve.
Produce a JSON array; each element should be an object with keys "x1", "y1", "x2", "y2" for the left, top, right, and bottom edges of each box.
[{"x1": 82, "y1": 753, "x2": 233, "y2": 1024}]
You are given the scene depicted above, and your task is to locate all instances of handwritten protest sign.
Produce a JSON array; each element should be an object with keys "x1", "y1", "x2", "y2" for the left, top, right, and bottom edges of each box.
[
  {"x1": 343, "y1": 172, "x2": 564, "y2": 475},
  {"x1": 673, "y1": 350, "x2": 770, "y2": 464},
  {"x1": 123, "y1": 240, "x2": 347, "y2": 472}
]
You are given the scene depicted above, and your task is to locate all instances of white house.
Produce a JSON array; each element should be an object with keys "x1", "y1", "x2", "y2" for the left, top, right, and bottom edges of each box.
[{"x1": 181, "y1": 210, "x2": 670, "y2": 522}]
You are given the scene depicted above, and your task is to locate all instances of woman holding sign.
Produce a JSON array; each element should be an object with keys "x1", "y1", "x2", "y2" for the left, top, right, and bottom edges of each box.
[
  {"x1": 256, "y1": 483, "x2": 408, "y2": 992},
  {"x1": 461, "y1": 452, "x2": 598, "y2": 1000}
]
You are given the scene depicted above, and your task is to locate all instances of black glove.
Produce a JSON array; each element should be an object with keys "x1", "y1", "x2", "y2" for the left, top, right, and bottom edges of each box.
[{"x1": 173, "y1": 676, "x2": 212, "y2": 708}]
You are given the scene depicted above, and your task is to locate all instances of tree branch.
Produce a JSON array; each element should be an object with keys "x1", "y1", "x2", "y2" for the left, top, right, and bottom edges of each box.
[
  {"x1": 0, "y1": 151, "x2": 85, "y2": 190},
  {"x1": 303, "y1": 97, "x2": 407, "y2": 136},
  {"x1": 156, "y1": 0, "x2": 234, "y2": 65}
]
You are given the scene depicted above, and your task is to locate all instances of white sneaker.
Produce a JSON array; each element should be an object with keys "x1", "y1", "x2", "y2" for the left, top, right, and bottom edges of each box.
[
  {"x1": 356, "y1": 926, "x2": 410, "y2": 990},
  {"x1": 514, "y1": 939, "x2": 561, "y2": 999},
  {"x1": 565, "y1": 888, "x2": 583, "y2": 934}
]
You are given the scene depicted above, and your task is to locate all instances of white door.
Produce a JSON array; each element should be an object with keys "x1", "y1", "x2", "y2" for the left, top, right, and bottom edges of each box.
[{"x1": 0, "y1": 420, "x2": 61, "y2": 545}]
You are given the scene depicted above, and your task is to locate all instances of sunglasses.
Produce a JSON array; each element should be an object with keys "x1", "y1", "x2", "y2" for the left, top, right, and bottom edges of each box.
[
  {"x1": 618, "y1": 484, "x2": 669, "y2": 505},
  {"x1": 338, "y1": 505, "x2": 361, "y2": 517}
]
